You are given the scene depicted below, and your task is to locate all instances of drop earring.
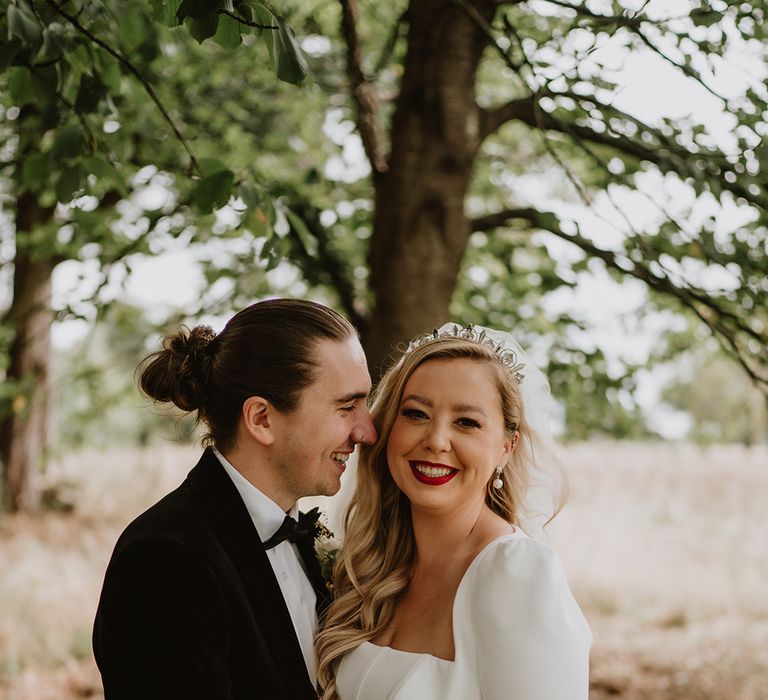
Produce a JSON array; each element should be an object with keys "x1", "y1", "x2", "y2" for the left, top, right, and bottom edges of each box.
[{"x1": 492, "y1": 466, "x2": 504, "y2": 489}]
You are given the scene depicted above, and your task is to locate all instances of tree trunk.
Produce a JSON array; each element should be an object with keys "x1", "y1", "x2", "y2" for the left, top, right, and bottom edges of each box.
[
  {"x1": 1, "y1": 192, "x2": 55, "y2": 513},
  {"x1": 365, "y1": 0, "x2": 494, "y2": 374}
]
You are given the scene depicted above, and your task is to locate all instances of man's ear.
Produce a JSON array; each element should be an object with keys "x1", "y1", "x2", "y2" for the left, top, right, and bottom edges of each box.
[{"x1": 242, "y1": 396, "x2": 275, "y2": 446}]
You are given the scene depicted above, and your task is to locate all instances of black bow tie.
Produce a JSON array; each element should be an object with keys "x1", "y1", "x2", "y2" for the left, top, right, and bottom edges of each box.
[{"x1": 262, "y1": 507, "x2": 321, "y2": 550}]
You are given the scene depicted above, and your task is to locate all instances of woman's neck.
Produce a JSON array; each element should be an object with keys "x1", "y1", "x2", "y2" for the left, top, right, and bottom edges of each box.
[{"x1": 409, "y1": 500, "x2": 487, "y2": 568}]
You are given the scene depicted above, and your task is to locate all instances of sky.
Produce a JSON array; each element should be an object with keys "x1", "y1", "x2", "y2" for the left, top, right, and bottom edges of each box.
[{"x1": 45, "y1": 0, "x2": 765, "y2": 439}]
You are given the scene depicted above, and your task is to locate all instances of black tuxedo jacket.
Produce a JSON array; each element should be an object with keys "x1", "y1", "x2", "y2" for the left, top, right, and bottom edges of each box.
[{"x1": 93, "y1": 448, "x2": 328, "y2": 700}]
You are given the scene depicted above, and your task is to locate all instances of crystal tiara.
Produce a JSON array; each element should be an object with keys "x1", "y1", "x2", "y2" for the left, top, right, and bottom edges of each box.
[{"x1": 405, "y1": 324, "x2": 525, "y2": 383}]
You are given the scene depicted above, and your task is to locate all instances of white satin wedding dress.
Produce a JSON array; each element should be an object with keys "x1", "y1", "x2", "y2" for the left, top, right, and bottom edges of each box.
[{"x1": 336, "y1": 531, "x2": 591, "y2": 700}]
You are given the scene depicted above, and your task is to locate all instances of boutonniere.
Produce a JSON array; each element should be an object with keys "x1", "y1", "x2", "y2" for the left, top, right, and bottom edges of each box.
[{"x1": 309, "y1": 511, "x2": 340, "y2": 593}]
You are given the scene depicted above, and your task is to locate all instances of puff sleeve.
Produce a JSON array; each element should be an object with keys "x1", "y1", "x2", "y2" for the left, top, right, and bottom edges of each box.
[{"x1": 459, "y1": 536, "x2": 591, "y2": 700}]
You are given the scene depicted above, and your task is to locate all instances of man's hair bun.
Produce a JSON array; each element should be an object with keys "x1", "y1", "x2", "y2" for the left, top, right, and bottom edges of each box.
[{"x1": 138, "y1": 325, "x2": 217, "y2": 412}]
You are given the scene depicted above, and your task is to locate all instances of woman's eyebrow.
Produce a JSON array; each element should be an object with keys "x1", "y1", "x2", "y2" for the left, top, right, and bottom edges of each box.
[
  {"x1": 452, "y1": 403, "x2": 486, "y2": 415},
  {"x1": 402, "y1": 396, "x2": 486, "y2": 416},
  {"x1": 401, "y1": 394, "x2": 432, "y2": 406}
]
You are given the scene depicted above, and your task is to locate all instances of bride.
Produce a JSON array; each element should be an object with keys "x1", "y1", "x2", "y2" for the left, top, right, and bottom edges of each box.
[{"x1": 315, "y1": 324, "x2": 591, "y2": 699}]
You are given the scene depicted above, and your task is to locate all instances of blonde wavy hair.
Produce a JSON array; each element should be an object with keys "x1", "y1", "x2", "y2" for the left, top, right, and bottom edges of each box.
[{"x1": 315, "y1": 336, "x2": 561, "y2": 698}]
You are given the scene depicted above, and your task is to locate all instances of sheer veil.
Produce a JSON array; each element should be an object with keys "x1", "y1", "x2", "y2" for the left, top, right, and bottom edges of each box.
[{"x1": 463, "y1": 324, "x2": 564, "y2": 538}]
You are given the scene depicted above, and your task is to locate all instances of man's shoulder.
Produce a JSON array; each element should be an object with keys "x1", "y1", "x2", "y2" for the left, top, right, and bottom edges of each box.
[
  {"x1": 112, "y1": 479, "x2": 204, "y2": 554},
  {"x1": 114, "y1": 448, "x2": 226, "y2": 547}
]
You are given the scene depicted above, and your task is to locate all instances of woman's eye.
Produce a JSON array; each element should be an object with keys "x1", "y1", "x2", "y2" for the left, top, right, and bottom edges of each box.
[
  {"x1": 401, "y1": 407, "x2": 427, "y2": 420},
  {"x1": 457, "y1": 417, "x2": 481, "y2": 428},
  {"x1": 340, "y1": 405, "x2": 355, "y2": 413}
]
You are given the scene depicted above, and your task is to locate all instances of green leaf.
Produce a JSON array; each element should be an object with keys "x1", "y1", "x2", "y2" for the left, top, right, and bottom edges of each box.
[
  {"x1": 213, "y1": 13, "x2": 241, "y2": 49},
  {"x1": 198, "y1": 158, "x2": 229, "y2": 175},
  {"x1": 55, "y1": 164, "x2": 84, "y2": 202},
  {"x1": 85, "y1": 154, "x2": 114, "y2": 180},
  {"x1": 150, "y1": 0, "x2": 183, "y2": 27},
  {"x1": 251, "y1": 3, "x2": 275, "y2": 27},
  {"x1": 0, "y1": 38, "x2": 21, "y2": 71},
  {"x1": 95, "y1": 52, "x2": 122, "y2": 92},
  {"x1": 284, "y1": 207, "x2": 318, "y2": 256},
  {"x1": 65, "y1": 42, "x2": 92, "y2": 78},
  {"x1": 192, "y1": 169, "x2": 235, "y2": 212},
  {"x1": 178, "y1": 0, "x2": 224, "y2": 21},
  {"x1": 237, "y1": 181, "x2": 261, "y2": 210},
  {"x1": 186, "y1": 14, "x2": 219, "y2": 43},
  {"x1": 51, "y1": 124, "x2": 85, "y2": 162},
  {"x1": 75, "y1": 73, "x2": 106, "y2": 113},
  {"x1": 254, "y1": 5, "x2": 277, "y2": 65},
  {"x1": 271, "y1": 16, "x2": 308, "y2": 84},
  {"x1": 691, "y1": 9, "x2": 720, "y2": 28},
  {"x1": 21, "y1": 153, "x2": 51, "y2": 190},
  {"x1": 29, "y1": 65, "x2": 58, "y2": 105},
  {"x1": 8, "y1": 4, "x2": 42, "y2": 49},
  {"x1": 118, "y1": 5, "x2": 147, "y2": 51},
  {"x1": 7, "y1": 66, "x2": 33, "y2": 104},
  {"x1": 37, "y1": 22, "x2": 68, "y2": 62},
  {"x1": 260, "y1": 231, "x2": 288, "y2": 271}
]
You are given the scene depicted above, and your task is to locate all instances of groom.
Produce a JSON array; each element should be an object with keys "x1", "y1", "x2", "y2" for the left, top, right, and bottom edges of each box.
[{"x1": 93, "y1": 299, "x2": 376, "y2": 699}]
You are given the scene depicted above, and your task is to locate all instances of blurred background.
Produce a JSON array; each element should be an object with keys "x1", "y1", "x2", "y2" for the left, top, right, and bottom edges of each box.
[{"x1": 1, "y1": 0, "x2": 766, "y2": 697}]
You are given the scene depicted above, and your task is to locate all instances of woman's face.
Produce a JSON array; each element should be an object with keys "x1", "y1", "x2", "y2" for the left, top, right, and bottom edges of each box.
[{"x1": 386, "y1": 358, "x2": 513, "y2": 516}]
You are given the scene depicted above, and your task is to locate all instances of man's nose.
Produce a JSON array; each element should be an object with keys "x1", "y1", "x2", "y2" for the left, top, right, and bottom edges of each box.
[{"x1": 352, "y1": 408, "x2": 377, "y2": 445}]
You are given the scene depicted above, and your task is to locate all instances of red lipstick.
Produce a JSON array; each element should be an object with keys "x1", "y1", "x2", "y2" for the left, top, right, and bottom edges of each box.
[{"x1": 410, "y1": 461, "x2": 459, "y2": 486}]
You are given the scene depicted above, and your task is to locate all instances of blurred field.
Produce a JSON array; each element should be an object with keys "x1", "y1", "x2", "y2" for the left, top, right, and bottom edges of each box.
[{"x1": 0, "y1": 441, "x2": 766, "y2": 699}]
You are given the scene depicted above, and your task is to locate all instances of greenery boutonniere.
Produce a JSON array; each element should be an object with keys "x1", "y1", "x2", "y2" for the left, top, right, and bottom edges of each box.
[{"x1": 313, "y1": 518, "x2": 340, "y2": 593}]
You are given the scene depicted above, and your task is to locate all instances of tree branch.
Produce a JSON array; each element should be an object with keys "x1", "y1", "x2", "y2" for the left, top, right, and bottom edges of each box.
[
  {"x1": 283, "y1": 195, "x2": 367, "y2": 331},
  {"x1": 480, "y1": 92, "x2": 767, "y2": 209},
  {"x1": 471, "y1": 207, "x2": 541, "y2": 232},
  {"x1": 469, "y1": 207, "x2": 768, "y2": 389},
  {"x1": 537, "y1": 0, "x2": 679, "y2": 28},
  {"x1": 482, "y1": 93, "x2": 680, "y2": 163},
  {"x1": 480, "y1": 95, "x2": 533, "y2": 140},
  {"x1": 629, "y1": 24, "x2": 727, "y2": 103},
  {"x1": 44, "y1": 0, "x2": 202, "y2": 177},
  {"x1": 339, "y1": 0, "x2": 388, "y2": 176},
  {"x1": 455, "y1": 0, "x2": 526, "y2": 78},
  {"x1": 219, "y1": 9, "x2": 277, "y2": 30},
  {"x1": 372, "y1": 8, "x2": 408, "y2": 77},
  {"x1": 56, "y1": 91, "x2": 97, "y2": 153}
]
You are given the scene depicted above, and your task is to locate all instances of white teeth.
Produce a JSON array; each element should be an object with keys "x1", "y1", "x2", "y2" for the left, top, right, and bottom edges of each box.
[
  {"x1": 331, "y1": 452, "x2": 350, "y2": 464},
  {"x1": 415, "y1": 464, "x2": 453, "y2": 477}
]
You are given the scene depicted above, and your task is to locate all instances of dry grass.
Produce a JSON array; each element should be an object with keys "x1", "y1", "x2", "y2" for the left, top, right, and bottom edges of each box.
[
  {"x1": 0, "y1": 441, "x2": 766, "y2": 699},
  {"x1": 551, "y1": 442, "x2": 768, "y2": 700},
  {"x1": 0, "y1": 445, "x2": 197, "y2": 700}
]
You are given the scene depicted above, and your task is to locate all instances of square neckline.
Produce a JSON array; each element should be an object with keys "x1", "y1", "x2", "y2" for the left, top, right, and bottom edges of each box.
[{"x1": 364, "y1": 530, "x2": 526, "y2": 663}]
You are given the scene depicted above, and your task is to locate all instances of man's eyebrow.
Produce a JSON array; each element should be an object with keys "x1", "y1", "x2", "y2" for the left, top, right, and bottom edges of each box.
[{"x1": 335, "y1": 392, "x2": 368, "y2": 404}]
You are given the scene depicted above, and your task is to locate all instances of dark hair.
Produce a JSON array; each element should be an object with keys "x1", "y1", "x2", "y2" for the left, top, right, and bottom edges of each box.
[{"x1": 138, "y1": 299, "x2": 356, "y2": 451}]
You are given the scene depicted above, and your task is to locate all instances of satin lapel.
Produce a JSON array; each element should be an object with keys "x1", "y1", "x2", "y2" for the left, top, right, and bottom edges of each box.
[{"x1": 185, "y1": 449, "x2": 317, "y2": 698}]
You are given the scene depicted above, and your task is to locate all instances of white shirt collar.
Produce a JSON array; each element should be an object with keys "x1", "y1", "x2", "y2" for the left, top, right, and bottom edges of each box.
[{"x1": 213, "y1": 447, "x2": 298, "y2": 541}]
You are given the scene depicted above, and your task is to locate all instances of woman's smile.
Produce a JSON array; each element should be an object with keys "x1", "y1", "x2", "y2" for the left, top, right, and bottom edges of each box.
[{"x1": 410, "y1": 460, "x2": 459, "y2": 485}]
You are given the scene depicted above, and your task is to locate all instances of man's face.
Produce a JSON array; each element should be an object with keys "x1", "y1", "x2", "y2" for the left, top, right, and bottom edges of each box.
[{"x1": 271, "y1": 337, "x2": 375, "y2": 503}]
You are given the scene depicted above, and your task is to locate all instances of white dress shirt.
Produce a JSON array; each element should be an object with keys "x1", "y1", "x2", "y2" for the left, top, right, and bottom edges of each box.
[{"x1": 214, "y1": 449, "x2": 318, "y2": 683}]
